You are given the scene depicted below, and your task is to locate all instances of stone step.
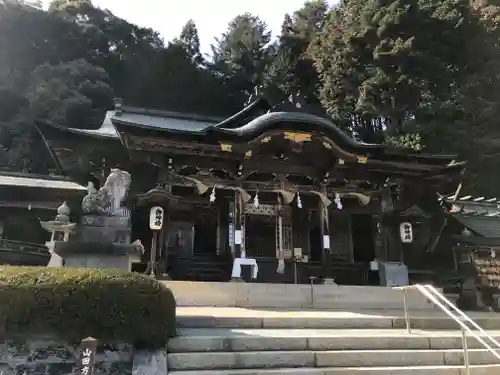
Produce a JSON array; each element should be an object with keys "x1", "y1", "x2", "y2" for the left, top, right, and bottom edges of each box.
[
  {"x1": 168, "y1": 328, "x2": 500, "y2": 352},
  {"x1": 168, "y1": 364, "x2": 500, "y2": 375},
  {"x1": 164, "y1": 281, "x2": 437, "y2": 310},
  {"x1": 176, "y1": 307, "x2": 500, "y2": 330},
  {"x1": 167, "y1": 349, "x2": 500, "y2": 371}
]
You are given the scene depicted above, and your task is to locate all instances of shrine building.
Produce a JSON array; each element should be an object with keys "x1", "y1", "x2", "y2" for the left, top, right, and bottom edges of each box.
[{"x1": 34, "y1": 97, "x2": 466, "y2": 284}]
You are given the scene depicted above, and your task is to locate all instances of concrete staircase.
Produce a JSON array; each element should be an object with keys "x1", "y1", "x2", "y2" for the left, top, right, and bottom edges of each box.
[
  {"x1": 163, "y1": 282, "x2": 500, "y2": 374},
  {"x1": 168, "y1": 308, "x2": 500, "y2": 374}
]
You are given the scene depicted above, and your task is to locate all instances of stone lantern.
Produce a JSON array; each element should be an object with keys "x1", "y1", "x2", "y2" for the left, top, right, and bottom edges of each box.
[{"x1": 40, "y1": 201, "x2": 77, "y2": 267}]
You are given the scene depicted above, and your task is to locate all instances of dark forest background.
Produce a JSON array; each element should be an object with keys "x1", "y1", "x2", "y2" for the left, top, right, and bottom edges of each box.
[{"x1": 1, "y1": 0, "x2": 500, "y2": 195}]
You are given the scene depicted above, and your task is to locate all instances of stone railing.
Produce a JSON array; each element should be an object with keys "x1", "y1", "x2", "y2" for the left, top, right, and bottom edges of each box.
[
  {"x1": 0, "y1": 239, "x2": 50, "y2": 266},
  {"x1": 0, "y1": 239, "x2": 48, "y2": 255}
]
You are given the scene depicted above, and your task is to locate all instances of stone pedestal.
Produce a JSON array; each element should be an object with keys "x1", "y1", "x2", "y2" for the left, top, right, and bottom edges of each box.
[
  {"x1": 53, "y1": 213, "x2": 143, "y2": 271},
  {"x1": 80, "y1": 214, "x2": 131, "y2": 243},
  {"x1": 53, "y1": 241, "x2": 142, "y2": 270}
]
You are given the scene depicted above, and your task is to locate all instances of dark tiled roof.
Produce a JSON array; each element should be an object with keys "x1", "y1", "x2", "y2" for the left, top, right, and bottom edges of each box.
[
  {"x1": 0, "y1": 172, "x2": 86, "y2": 191},
  {"x1": 444, "y1": 195, "x2": 500, "y2": 217},
  {"x1": 445, "y1": 195, "x2": 500, "y2": 237}
]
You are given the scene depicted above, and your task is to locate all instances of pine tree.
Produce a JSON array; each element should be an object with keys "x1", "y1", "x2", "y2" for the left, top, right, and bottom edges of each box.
[
  {"x1": 174, "y1": 19, "x2": 202, "y2": 64},
  {"x1": 210, "y1": 13, "x2": 272, "y2": 103},
  {"x1": 266, "y1": 0, "x2": 328, "y2": 105},
  {"x1": 310, "y1": 0, "x2": 473, "y2": 142}
]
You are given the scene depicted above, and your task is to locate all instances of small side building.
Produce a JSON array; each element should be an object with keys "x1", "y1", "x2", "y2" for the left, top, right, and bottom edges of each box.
[
  {"x1": 441, "y1": 195, "x2": 500, "y2": 310},
  {"x1": 0, "y1": 172, "x2": 86, "y2": 266}
]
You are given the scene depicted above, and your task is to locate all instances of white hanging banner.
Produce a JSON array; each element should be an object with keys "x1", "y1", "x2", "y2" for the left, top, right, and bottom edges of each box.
[
  {"x1": 234, "y1": 230, "x2": 243, "y2": 245},
  {"x1": 399, "y1": 222, "x2": 413, "y2": 244},
  {"x1": 323, "y1": 235, "x2": 330, "y2": 249},
  {"x1": 149, "y1": 206, "x2": 164, "y2": 230}
]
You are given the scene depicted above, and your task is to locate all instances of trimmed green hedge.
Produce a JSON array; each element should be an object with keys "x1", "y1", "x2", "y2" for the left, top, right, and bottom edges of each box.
[{"x1": 0, "y1": 267, "x2": 176, "y2": 348}]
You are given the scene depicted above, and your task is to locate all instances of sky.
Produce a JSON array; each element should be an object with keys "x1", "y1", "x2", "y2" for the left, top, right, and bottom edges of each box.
[
  {"x1": 43, "y1": 0, "x2": 324, "y2": 53},
  {"x1": 42, "y1": 0, "x2": 329, "y2": 54}
]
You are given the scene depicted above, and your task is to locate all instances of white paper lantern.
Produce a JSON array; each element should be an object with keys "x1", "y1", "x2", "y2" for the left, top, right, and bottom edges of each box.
[
  {"x1": 399, "y1": 222, "x2": 413, "y2": 244},
  {"x1": 149, "y1": 206, "x2": 164, "y2": 230}
]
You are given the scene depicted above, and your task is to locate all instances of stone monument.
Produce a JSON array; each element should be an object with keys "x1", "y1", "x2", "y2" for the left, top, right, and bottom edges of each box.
[{"x1": 52, "y1": 169, "x2": 144, "y2": 270}]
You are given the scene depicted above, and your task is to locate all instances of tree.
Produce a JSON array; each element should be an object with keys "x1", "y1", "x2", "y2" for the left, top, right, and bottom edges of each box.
[
  {"x1": 311, "y1": 0, "x2": 473, "y2": 143},
  {"x1": 0, "y1": 0, "x2": 87, "y2": 83},
  {"x1": 48, "y1": 0, "x2": 164, "y2": 98},
  {"x1": 126, "y1": 43, "x2": 241, "y2": 116},
  {"x1": 265, "y1": 1, "x2": 328, "y2": 104},
  {"x1": 27, "y1": 58, "x2": 114, "y2": 128},
  {"x1": 173, "y1": 19, "x2": 202, "y2": 64},
  {"x1": 421, "y1": 0, "x2": 500, "y2": 195},
  {"x1": 210, "y1": 13, "x2": 273, "y2": 104}
]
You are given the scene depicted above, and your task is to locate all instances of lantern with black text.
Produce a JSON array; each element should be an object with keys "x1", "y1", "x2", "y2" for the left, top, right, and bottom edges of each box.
[
  {"x1": 149, "y1": 206, "x2": 164, "y2": 230},
  {"x1": 399, "y1": 222, "x2": 413, "y2": 244}
]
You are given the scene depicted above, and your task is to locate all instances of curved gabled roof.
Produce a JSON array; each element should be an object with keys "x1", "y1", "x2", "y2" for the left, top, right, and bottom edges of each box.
[
  {"x1": 212, "y1": 97, "x2": 272, "y2": 129},
  {"x1": 35, "y1": 97, "x2": 380, "y2": 152},
  {"x1": 207, "y1": 111, "x2": 384, "y2": 151},
  {"x1": 34, "y1": 97, "x2": 466, "y2": 177}
]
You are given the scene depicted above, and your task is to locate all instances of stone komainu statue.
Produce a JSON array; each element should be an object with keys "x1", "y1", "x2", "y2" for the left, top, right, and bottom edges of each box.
[{"x1": 82, "y1": 169, "x2": 132, "y2": 216}]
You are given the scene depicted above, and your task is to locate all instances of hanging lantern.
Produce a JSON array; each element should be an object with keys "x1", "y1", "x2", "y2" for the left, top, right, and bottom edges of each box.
[
  {"x1": 334, "y1": 193, "x2": 343, "y2": 210},
  {"x1": 149, "y1": 206, "x2": 164, "y2": 230},
  {"x1": 253, "y1": 190, "x2": 260, "y2": 208},
  {"x1": 209, "y1": 186, "x2": 216, "y2": 202},
  {"x1": 296, "y1": 191, "x2": 302, "y2": 208},
  {"x1": 399, "y1": 222, "x2": 413, "y2": 244}
]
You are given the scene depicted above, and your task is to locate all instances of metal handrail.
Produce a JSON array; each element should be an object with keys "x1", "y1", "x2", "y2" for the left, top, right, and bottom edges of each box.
[
  {"x1": 425, "y1": 284, "x2": 500, "y2": 350},
  {"x1": 394, "y1": 284, "x2": 500, "y2": 375}
]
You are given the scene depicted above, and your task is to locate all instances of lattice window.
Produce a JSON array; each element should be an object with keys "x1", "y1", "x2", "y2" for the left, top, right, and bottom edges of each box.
[
  {"x1": 282, "y1": 222, "x2": 293, "y2": 259},
  {"x1": 275, "y1": 209, "x2": 293, "y2": 260},
  {"x1": 244, "y1": 203, "x2": 276, "y2": 216}
]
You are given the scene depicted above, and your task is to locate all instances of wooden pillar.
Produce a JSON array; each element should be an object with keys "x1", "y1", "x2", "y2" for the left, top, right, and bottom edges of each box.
[
  {"x1": 234, "y1": 191, "x2": 243, "y2": 258},
  {"x1": 160, "y1": 210, "x2": 171, "y2": 277},
  {"x1": 276, "y1": 195, "x2": 285, "y2": 274},
  {"x1": 161, "y1": 183, "x2": 172, "y2": 277},
  {"x1": 220, "y1": 200, "x2": 230, "y2": 257},
  {"x1": 291, "y1": 203, "x2": 306, "y2": 253},
  {"x1": 320, "y1": 189, "x2": 334, "y2": 283},
  {"x1": 373, "y1": 215, "x2": 386, "y2": 261}
]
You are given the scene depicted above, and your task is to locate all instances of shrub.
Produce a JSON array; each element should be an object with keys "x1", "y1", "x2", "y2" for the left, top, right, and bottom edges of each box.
[{"x1": 0, "y1": 266, "x2": 176, "y2": 348}]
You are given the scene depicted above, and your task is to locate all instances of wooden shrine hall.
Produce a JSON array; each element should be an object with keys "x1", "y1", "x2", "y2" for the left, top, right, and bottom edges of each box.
[{"x1": 34, "y1": 97, "x2": 466, "y2": 284}]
